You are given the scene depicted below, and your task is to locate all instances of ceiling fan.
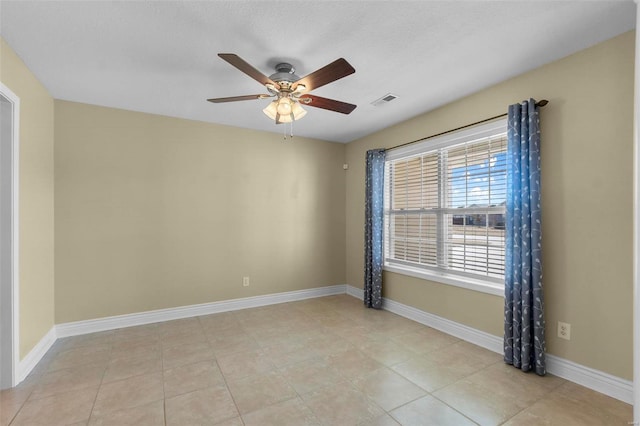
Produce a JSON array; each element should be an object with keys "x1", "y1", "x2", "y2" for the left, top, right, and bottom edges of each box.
[{"x1": 207, "y1": 54, "x2": 357, "y2": 125}]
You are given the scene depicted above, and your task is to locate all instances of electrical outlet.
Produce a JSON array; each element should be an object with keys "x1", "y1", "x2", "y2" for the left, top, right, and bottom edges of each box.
[
  {"x1": 558, "y1": 321, "x2": 571, "y2": 340},
  {"x1": 242, "y1": 276, "x2": 250, "y2": 287}
]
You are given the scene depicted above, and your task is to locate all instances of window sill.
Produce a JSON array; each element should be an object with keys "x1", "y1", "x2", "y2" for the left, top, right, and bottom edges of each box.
[{"x1": 383, "y1": 264, "x2": 505, "y2": 297}]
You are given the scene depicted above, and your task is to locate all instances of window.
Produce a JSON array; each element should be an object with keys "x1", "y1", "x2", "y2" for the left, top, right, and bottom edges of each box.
[{"x1": 383, "y1": 119, "x2": 507, "y2": 295}]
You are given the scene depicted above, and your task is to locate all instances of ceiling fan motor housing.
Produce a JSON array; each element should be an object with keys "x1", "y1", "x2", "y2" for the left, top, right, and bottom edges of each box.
[{"x1": 270, "y1": 63, "x2": 300, "y2": 87}]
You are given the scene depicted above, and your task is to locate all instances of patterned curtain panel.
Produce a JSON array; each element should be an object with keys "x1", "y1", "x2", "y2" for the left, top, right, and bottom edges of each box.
[
  {"x1": 503, "y1": 99, "x2": 546, "y2": 375},
  {"x1": 364, "y1": 149, "x2": 386, "y2": 309}
]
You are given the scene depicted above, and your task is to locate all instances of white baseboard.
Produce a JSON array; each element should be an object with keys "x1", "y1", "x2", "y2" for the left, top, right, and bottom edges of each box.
[
  {"x1": 346, "y1": 284, "x2": 364, "y2": 299},
  {"x1": 345, "y1": 285, "x2": 632, "y2": 404},
  {"x1": 17, "y1": 326, "x2": 56, "y2": 383},
  {"x1": 56, "y1": 284, "x2": 347, "y2": 338},
  {"x1": 545, "y1": 354, "x2": 633, "y2": 404}
]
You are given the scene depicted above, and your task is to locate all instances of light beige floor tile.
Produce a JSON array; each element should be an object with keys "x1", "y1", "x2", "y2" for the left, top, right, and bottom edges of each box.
[
  {"x1": 11, "y1": 386, "x2": 98, "y2": 426},
  {"x1": 158, "y1": 317, "x2": 202, "y2": 335},
  {"x1": 333, "y1": 326, "x2": 382, "y2": 348},
  {"x1": 111, "y1": 333, "x2": 159, "y2": 349},
  {"x1": 552, "y1": 381, "x2": 633, "y2": 421},
  {"x1": 161, "y1": 330, "x2": 208, "y2": 349},
  {"x1": 352, "y1": 367, "x2": 427, "y2": 411},
  {"x1": 511, "y1": 394, "x2": 629, "y2": 425},
  {"x1": 306, "y1": 334, "x2": 356, "y2": 357},
  {"x1": 0, "y1": 385, "x2": 35, "y2": 426},
  {"x1": 165, "y1": 386, "x2": 239, "y2": 426},
  {"x1": 110, "y1": 340, "x2": 162, "y2": 361},
  {"x1": 47, "y1": 345, "x2": 112, "y2": 371},
  {"x1": 162, "y1": 340, "x2": 214, "y2": 370},
  {"x1": 301, "y1": 381, "x2": 385, "y2": 426},
  {"x1": 210, "y1": 332, "x2": 260, "y2": 356},
  {"x1": 30, "y1": 363, "x2": 105, "y2": 399},
  {"x1": 390, "y1": 395, "x2": 477, "y2": 426},
  {"x1": 252, "y1": 330, "x2": 307, "y2": 350},
  {"x1": 507, "y1": 382, "x2": 633, "y2": 425},
  {"x1": 433, "y1": 379, "x2": 528, "y2": 425},
  {"x1": 391, "y1": 355, "x2": 470, "y2": 392},
  {"x1": 247, "y1": 323, "x2": 294, "y2": 340},
  {"x1": 102, "y1": 352, "x2": 162, "y2": 383},
  {"x1": 227, "y1": 371, "x2": 297, "y2": 415},
  {"x1": 390, "y1": 329, "x2": 459, "y2": 354},
  {"x1": 359, "y1": 339, "x2": 420, "y2": 367},
  {"x1": 279, "y1": 357, "x2": 342, "y2": 395},
  {"x1": 262, "y1": 342, "x2": 318, "y2": 368},
  {"x1": 88, "y1": 400, "x2": 164, "y2": 426},
  {"x1": 214, "y1": 417, "x2": 244, "y2": 426},
  {"x1": 325, "y1": 348, "x2": 383, "y2": 380},
  {"x1": 422, "y1": 341, "x2": 502, "y2": 372},
  {"x1": 111, "y1": 324, "x2": 159, "y2": 341},
  {"x1": 92, "y1": 372, "x2": 164, "y2": 417},
  {"x1": 159, "y1": 322, "x2": 203, "y2": 339},
  {"x1": 205, "y1": 325, "x2": 249, "y2": 343},
  {"x1": 502, "y1": 410, "x2": 552, "y2": 425},
  {"x1": 217, "y1": 349, "x2": 276, "y2": 380},
  {"x1": 198, "y1": 311, "x2": 241, "y2": 330},
  {"x1": 359, "y1": 413, "x2": 401, "y2": 426},
  {"x1": 56, "y1": 332, "x2": 114, "y2": 352},
  {"x1": 163, "y1": 359, "x2": 227, "y2": 398},
  {"x1": 242, "y1": 396, "x2": 320, "y2": 426},
  {"x1": 465, "y1": 362, "x2": 565, "y2": 405}
]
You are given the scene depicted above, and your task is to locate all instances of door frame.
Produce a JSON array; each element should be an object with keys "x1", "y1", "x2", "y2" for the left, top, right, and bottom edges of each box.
[{"x1": 0, "y1": 82, "x2": 20, "y2": 389}]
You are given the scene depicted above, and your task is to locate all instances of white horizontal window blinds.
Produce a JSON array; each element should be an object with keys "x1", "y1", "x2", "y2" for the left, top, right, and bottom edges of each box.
[
  {"x1": 444, "y1": 136, "x2": 506, "y2": 279},
  {"x1": 386, "y1": 154, "x2": 439, "y2": 267},
  {"x1": 384, "y1": 119, "x2": 507, "y2": 285}
]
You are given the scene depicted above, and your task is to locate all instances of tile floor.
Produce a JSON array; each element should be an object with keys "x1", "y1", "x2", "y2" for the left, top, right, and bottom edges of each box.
[{"x1": 0, "y1": 294, "x2": 633, "y2": 425}]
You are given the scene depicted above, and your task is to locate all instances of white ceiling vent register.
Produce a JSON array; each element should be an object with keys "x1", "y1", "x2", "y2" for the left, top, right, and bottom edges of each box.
[{"x1": 371, "y1": 93, "x2": 398, "y2": 107}]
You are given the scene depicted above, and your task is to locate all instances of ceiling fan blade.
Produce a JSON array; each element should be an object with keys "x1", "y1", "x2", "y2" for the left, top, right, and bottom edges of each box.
[
  {"x1": 294, "y1": 58, "x2": 355, "y2": 92},
  {"x1": 300, "y1": 95, "x2": 357, "y2": 114},
  {"x1": 207, "y1": 94, "x2": 270, "y2": 103},
  {"x1": 218, "y1": 53, "x2": 278, "y2": 88}
]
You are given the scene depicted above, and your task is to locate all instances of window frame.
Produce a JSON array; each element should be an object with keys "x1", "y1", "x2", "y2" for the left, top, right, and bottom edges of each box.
[{"x1": 383, "y1": 118, "x2": 507, "y2": 297}]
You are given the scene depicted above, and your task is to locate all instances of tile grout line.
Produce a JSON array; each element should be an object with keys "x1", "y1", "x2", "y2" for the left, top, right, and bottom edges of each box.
[
  {"x1": 86, "y1": 338, "x2": 111, "y2": 424},
  {"x1": 197, "y1": 314, "x2": 245, "y2": 425},
  {"x1": 5, "y1": 384, "x2": 36, "y2": 426}
]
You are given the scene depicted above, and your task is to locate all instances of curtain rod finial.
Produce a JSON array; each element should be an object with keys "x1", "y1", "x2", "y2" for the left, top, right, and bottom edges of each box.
[{"x1": 537, "y1": 99, "x2": 549, "y2": 107}]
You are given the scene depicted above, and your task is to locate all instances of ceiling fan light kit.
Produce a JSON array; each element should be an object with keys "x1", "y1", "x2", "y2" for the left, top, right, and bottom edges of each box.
[{"x1": 207, "y1": 54, "x2": 357, "y2": 135}]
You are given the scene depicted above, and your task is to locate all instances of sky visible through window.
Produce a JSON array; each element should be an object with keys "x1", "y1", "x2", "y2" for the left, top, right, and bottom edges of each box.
[{"x1": 449, "y1": 152, "x2": 507, "y2": 208}]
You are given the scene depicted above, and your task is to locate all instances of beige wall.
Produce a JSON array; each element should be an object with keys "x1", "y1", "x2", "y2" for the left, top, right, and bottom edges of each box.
[
  {"x1": 54, "y1": 101, "x2": 346, "y2": 323},
  {"x1": 0, "y1": 38, "x2": 56, "y2": 359},
  {"x1": 345, "y1": 31, "x2": 634, "y2": 379}
]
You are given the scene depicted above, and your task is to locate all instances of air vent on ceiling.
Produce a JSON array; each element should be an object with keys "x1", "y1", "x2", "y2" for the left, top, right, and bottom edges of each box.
[{"x1": 371, "y1": 93, "x2": 398, "y2": 107}]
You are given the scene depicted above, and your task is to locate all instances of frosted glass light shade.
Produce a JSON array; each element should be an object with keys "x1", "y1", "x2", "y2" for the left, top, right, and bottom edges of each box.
[
  {"x1": 263, "y1": 98, "x2": 307, "y2": 123},
  {"x1": 276, "y1": 97, "x2": 292, "y2": 115},
  {"x1": 263, "y1": 100, "x2": 278, "y2": 120},
  {"x1": 291, "y1": 101, "x2": 307, "y2": 120}
]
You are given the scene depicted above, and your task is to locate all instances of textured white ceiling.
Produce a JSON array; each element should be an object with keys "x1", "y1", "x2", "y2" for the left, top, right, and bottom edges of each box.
[{"x1": 0, "y1": 1, "x2": 636, "y2": 143}]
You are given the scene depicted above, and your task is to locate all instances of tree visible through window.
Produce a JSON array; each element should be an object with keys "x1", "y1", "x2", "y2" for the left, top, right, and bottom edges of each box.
[{"x1": 384, "y1": 123, "x2": 507, "y2": 285}]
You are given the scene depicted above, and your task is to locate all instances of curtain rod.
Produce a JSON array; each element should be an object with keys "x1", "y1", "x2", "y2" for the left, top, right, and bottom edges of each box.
[{"x1": 388, "y1": 99, "x2": 549, "y2": 151}]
